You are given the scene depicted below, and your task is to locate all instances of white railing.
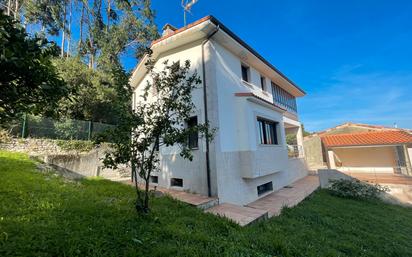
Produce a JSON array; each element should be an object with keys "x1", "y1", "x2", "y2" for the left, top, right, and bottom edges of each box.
[{"x1": 287, "y1": 145, "x2": 304, "y2": 159}]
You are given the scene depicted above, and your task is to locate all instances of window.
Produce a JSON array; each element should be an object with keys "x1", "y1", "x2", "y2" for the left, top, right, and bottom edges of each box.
[
  {"x1": 150, "y1": 175, "x2": 158, "y2": 184},
  {"x1": 257, "y1": 118, "x2": 278, "y2": 145},
  {"x1": 241, "y1": 64, "x2": 249, "y2": 82},
  {"x1": 271, "y1": 82, "x2": 297, "y2": 112},
  {"x1": 171, "y1": 178, "x2": 183, "y2": 187},
  {"x1": 257, "y1": 181, "x2": 273, "y2": 196},
  {"x1": 260, "y1": 76, "x2": 266, "y2": 91},
  {"x1": 187, "y1": 116, "x2": 198, "y2": 149}
]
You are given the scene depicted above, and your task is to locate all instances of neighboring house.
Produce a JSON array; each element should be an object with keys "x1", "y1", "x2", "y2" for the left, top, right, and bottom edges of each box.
[
  {"x1": 130, "y1": 16, "x2": 307, "y2": 205},
  {"x1": 304, "y1": 122, "x2": 412, "y2": 175}
]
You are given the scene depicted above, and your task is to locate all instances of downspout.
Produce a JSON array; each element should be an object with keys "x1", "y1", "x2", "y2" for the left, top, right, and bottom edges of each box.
[{"x1": 201, "y1": 24, "x2": 220, "y2": 197}]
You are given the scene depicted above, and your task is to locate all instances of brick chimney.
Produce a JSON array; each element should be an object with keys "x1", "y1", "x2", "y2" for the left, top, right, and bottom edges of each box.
[{"x1": 162, "y1": 23, "x2": 177, "y2": 36}]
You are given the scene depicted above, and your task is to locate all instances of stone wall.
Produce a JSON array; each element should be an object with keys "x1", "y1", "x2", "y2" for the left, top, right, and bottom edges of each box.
[
  {"x1": 303, "y1": 136, "x2": 325, "y2": 170},
  {"x1": 0, "y1": 138, "x2": 65, "y2": 156},
  {"x1": 1, "y1": 138, "x2": 130, "y2": 181}
]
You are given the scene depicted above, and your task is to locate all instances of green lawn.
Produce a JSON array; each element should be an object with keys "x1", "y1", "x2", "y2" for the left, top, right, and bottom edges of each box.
[{"x1": 1, "y1": 151, "x2": 412, "y2": 257}]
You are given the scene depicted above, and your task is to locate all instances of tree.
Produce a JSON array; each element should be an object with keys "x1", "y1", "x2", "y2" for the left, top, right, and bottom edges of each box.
[
  {"x1": 0, "y1": 12, "x2": 68, "y2": 123},
  {"x1": 102, "y1": 58, "x2": 214, "y2": 213},
  {"x1": 53, "y1": 57, "x2": 130, "y2": 124}
]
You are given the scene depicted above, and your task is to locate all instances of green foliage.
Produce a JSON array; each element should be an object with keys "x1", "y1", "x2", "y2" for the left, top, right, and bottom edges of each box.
[
  {"x1": 0, "y1": 12, "x2": 68, "y2": 123},
  {"x1": 53, "y1": 57, "x2": 130, "y2": 124},
  {"x1": 328, "y1": 179, "x2": 389, "y2": 200},
  {"x1": 286, "y1": 134, "x2": 297, "y2": 145},
  {"x1": 102, "y1": 59, "x2": 214, "y2": 212},
  {"x1": 54, "y1": 119, "x2": 82, "y2": 139},
  {"x1": 55, "y1": 140, "x2": 94, "y2": 152},
  {"x1": 1, "y1": 151, "x2": 412, "y2": 257}
]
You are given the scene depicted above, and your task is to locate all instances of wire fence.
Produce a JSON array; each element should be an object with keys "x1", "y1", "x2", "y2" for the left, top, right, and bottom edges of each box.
[{"x1": 8, "y1": 115, "x2": 116, "y2": 141}]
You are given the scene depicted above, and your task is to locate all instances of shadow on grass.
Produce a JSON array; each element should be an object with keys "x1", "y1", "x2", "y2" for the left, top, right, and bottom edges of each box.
[{"x1": 1, "y1": 152, "x2": 412, "y2": 257}]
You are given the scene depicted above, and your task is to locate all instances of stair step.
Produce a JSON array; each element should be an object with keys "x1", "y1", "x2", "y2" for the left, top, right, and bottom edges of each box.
[{"x1": 205, "y1": 203, "x2": 268, "y2": 226}]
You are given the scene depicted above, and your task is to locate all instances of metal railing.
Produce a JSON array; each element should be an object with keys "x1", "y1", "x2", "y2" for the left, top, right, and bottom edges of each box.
[
  {"x1": 287, "y1": 144, "x2": 304, "y2": 159},
  {"x1": 7, "y1": 115, "x2": 116, "y2": 141}
]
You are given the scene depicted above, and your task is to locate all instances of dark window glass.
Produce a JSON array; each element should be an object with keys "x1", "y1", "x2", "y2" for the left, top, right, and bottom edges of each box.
[
  {"x1": 257, "y1": 118, "x2": 278, "y2": 145},
  {"x1": 260, "y1": 76, "x2": 266, "y2": 90},
  {"x1": 271, "y1": 82, "x2": 297, "y2": 112},
  {"x1": 187, "y1": 116, "x2": 198, "y2": 149},
  {"x1": 241, "y1": 64, "x2": 249, "y2": 82},
  {"x1": 171, "y1": 178, "x2": 183, "y2": 187},
  {"x1": 150, "y1": 176, "x2": 158, "y2": 184},
  {"x1": 257, "y1": 181, "x2": 273, "y2": 196}
]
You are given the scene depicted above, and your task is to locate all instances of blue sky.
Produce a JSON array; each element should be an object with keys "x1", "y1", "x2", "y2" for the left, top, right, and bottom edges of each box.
[{"x1": 145, "y1": 0, "x2": 412, "y2": 132}]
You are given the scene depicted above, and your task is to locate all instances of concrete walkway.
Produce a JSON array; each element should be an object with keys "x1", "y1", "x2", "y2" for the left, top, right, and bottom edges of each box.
[
  {"x1": 247, "y1": 175, "x2": 319, "y2": 218},
  {"x1": 347, "y1": 173, "x2": 412, "y2": 185},
  {"x1": 122, "y1": 180, "x2": 218, "y2": 209},
  {"x1": 205, "y1": 203, "x2": 268, "y2": 226},
  {"x1": 121, "y1": 175, "x2": 319, "y2": 225}
]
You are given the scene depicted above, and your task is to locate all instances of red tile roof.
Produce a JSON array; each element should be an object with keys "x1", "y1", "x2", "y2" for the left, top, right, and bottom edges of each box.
[{"x1": 321, "y1": 130, "x2": 412, "y2": 148}]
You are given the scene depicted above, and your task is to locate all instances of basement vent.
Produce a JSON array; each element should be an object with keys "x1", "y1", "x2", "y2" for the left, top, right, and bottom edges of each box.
[
  {"x1": 150, "y1": 176, "x2": 158, "y2": 184},
  {"x1": 171, "y1": 178, "x2": 183, "y2": 187},
  {"x1": 257, "y1": 181, "x2": 273, "y2": 196}
]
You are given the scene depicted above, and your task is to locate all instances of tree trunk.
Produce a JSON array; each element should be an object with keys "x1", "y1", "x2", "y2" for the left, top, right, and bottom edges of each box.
[
  {"x1": 66, "y1": 0, "x2": 72, "y2": 58},
  {"x1": 78, "y1": 2, "x2": 84, "y2": 50},
  {"x1": 61, "y1": 2, "x2": 67, "y2": 58},
  {"x1": 106, "y1": 0, "x2": 111, "y2": 33},
  {"x1": 143, "y1": 176, "x2": 150, "y2": 212},
  {"x1": 7, "y1": 0, "x2": 11, "y2": 15},
  {"x1": 14, "y1": 0, "x2": 18, "y2": 20}
]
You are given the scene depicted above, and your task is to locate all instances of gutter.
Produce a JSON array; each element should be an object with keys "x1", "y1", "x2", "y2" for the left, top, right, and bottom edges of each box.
[{"x1": 201, "y1": 25, "x2": 220, "y2": 197}]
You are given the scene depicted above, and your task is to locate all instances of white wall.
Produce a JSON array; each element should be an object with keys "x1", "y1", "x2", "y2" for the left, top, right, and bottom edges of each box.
[
  {"x1": 208, "y1": 40, "x2": 307, "y2": 205},
  {"x1": 333, "y1": 146, "x2": 397, "y2": 173},
  {"x1": 130, "y1": 37, "x2": 308, "y2": 205},
  {"x1": 132, "y1": 40, "x2": 210, "y2": 195}
]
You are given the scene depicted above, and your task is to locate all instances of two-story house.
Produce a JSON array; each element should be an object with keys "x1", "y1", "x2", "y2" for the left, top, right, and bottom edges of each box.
[{"x1": 130, "y1": 16, "x2": 308, "y2": 205}]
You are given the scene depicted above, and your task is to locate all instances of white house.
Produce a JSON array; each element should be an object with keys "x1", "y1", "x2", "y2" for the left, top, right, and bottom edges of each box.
[{"x1": 130, "y1": 16, "x2": 308, "y2": 205}]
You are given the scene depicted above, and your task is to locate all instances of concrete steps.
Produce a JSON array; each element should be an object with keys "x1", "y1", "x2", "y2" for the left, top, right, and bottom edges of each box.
[
  {"x1": 205, "y1": 203, "x2": 268, "y2": 226},
  {"x1": 119, "y1": 175, "x2": 320, "y2": 226},
  {"x1": 247, "y1": 175, "x2": 320, "y2": 218}
]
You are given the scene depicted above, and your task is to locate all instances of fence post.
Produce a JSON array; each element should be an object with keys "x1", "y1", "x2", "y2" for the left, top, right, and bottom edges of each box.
[
  {"x1": 87, "y1": 121, "x2": 92, "y2": 140},
  {"x1": 21, "y1": 113, "x2": 27, "y2": 138}
]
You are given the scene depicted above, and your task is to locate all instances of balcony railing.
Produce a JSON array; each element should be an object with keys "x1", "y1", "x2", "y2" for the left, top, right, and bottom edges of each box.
[{"x1": 287, "y1": 145, "x2": 304, "y2": 159}]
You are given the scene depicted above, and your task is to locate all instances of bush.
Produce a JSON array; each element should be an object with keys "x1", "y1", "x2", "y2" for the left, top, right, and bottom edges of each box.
[
  {"x1": 55, "y1": 140, "x2": 95, "y2": 152},
  {"x1": 328, "y1": 179, "x2": 389, "y2": 200},
  {"x1": 0, "y1": 129, "x2": 12, "y2": 143}
]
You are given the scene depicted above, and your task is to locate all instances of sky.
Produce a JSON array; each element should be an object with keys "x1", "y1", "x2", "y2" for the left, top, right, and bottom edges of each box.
[{"x1": 142, "y1": 0, "x2": 412, "y2": 132}]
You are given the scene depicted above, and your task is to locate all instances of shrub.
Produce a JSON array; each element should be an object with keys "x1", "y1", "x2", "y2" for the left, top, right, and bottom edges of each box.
[
  {"x1": 0, "y1": 129, "x2": 12, "y2": 143},
  {"x1": 328, "y1": 179, "x2": 389, "y2": 200},
  {"x1": 55, "y1": 140, "x2": 95, "y2": 152},
  {"x1": 54, "y1": 119, "x2": 82, "y2": 140}
]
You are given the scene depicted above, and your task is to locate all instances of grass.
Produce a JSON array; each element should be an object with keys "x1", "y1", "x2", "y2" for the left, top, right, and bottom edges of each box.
[{"x1": 1, "y1": 150, "x2": 412, "y2": 257}]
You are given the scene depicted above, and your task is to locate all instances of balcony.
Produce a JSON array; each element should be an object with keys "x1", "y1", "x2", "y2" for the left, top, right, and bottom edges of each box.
[
  {"x1": 287, "y1": 145, "x2": 304, "y2": 159},
  {"x1": 271, "y1": 82, "x2": 297, "y2": 113}
]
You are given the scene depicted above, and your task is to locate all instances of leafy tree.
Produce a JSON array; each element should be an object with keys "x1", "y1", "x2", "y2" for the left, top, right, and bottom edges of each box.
[
  {"x1": 53, "y1": 57, "x2": 130, "y2": 124},
  {"x1": 102, "y1": 59, "x2": 214, "y2": 213},
  {"x1": 301, "y1": 124, "x2": 311, "y2": 137},
  {"x1": 0, "y1": 12, "x2": 68, "y2": 123}
]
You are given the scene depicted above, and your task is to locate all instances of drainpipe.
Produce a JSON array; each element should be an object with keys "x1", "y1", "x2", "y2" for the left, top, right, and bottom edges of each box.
[{"x1": 201, "y1": 25, "x2": 220, "y2": 197}]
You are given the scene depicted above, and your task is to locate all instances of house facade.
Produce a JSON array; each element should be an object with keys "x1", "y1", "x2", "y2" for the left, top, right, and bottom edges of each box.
[
  {"x1": 130, "y1": 16, "x2": 307, "y2": 205},
  {"x1": 304, "y1": 122, "x2": 412, "y2": 175}
]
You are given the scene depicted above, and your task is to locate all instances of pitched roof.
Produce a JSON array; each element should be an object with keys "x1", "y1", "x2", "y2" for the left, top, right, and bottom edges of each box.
[
  {"x1": 305, "y1": 122, "x2": 412, "y2": 139},
  {"x1": 321, "y1": 130, "x2": 412, "y2": 148},
  {"x1": 151, "y1": 15, "x2": 305, "y2": 95}
]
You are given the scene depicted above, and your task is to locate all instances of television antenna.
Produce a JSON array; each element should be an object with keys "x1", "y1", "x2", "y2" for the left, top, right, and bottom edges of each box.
[{"x1": 182, "y1": 0, "x2": 199, "y2": 26}]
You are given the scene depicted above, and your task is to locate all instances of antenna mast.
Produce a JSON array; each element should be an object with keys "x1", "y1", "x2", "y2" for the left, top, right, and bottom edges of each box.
[{"x1": 182, "y1": 0, "x2": 199, "y2": 26}]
